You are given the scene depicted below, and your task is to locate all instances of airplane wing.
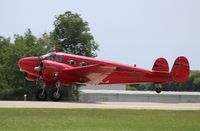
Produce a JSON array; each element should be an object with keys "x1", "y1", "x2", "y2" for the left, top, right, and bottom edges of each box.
[{"x1": 63, "y1": 64, "x2": 116, "y2": 85}]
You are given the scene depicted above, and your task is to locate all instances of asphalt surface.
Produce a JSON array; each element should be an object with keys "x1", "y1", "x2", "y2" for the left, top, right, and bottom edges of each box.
[{"x1": 0, "y1": 101, "x2": 200, "y2": 110}]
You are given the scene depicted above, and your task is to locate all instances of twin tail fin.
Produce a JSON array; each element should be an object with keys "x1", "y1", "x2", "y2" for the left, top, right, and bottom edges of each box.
[{"x1": 152, "y1": 56, "x2": 190, "y2": 83}]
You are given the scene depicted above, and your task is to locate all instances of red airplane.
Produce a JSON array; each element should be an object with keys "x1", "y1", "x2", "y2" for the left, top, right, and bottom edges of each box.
[{"x1": 18, "y1": 52, "x2": 190, "y2": 101}]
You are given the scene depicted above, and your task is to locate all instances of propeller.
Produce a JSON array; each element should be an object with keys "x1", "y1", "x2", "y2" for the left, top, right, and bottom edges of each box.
[
  {"x1": 35, "y1": 49, "x2": 44, "y2": 77},
  {"x1": 34, "y1": 62, "x2": 43, "y2": 76}
]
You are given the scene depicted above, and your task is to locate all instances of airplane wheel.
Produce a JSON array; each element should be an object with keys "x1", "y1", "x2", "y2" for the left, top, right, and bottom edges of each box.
[
  {"x1": 50, "y1": 89, "x2": 62, "y2": 102},
  {"x1": 36, "y1": 89, "x2": 48, "y2": 101},
  {"x1": 155, "y1": 87, "x2": 161, "y2": 93}
]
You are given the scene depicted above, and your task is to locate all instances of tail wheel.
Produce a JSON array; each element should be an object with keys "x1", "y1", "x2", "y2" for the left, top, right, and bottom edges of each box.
[
  {"x1": 155, "y1": 87, "x2": 162, "y2": 93},
  {"x1": 50, "y1": 89, "x2": 63, "y2": 101},
  {"x1": 36, "y1": 89, "x2": 48, "y2": 101}
]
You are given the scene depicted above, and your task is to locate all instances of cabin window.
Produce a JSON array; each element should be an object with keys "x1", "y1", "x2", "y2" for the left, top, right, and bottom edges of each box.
[
  {"x1": 68, "y1": 60, "x2": 76, "y2": 65},
  {"x1": 79, "y1": 62, "x2": 87, "y2": 66}
]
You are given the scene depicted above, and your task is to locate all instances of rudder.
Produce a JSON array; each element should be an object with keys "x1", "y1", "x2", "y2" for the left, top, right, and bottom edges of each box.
[
  {"x1": 171, "y1": 56, "x2": 190, "y2": 83},
  {"x1": 152, "y1": 57, "x2": 169, "y2": 72}
]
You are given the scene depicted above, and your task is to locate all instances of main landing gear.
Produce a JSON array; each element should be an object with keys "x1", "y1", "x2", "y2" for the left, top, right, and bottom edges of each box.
[
  {"x1": 35, "y1": 80, "x2": 63, "y2": 101},
  {"x1": 155, "y1": 84, "x2": 162, "y2": 93},
  {"x1": 50, "y1": 82, "x2": 63, "y2": 101},
  {"x1": 36, "y1": 82, "x2": 48, "y2": 101}
]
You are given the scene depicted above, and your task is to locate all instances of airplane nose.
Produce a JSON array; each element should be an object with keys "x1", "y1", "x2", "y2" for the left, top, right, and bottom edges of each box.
[
  {"x1": 18, "y1": 58, "x2": 26, "y2": 71},
  {"x1": 18, "y1": 58, "x2": 24, "y2": 66},
  {"x1": 18, "y1": 57, "x2": 40, "y2": 72}
]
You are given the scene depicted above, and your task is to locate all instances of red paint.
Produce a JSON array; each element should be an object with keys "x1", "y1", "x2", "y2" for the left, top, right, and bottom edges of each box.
[{"x1": 18, "y1": 52, "x2": 190, "y2": 87}]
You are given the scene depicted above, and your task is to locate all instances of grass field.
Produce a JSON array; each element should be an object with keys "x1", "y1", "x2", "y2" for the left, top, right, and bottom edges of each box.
[{"x1": 0, "y1": 108, "x2": 199, "y2": 131}]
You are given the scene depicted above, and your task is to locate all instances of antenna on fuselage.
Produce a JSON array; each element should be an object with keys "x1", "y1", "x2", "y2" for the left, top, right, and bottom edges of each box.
[{"x1": 56, "y1": 47, "x2": 59, "y2": 53}]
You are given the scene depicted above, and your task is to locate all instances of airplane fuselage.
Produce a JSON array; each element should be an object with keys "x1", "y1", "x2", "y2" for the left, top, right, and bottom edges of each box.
[
  {"x1": 18, "y1": 52, "x2": 190, "y2": 101},
  {"x1": 19, "y1": 52, "x2": 174, "y2": 86}
]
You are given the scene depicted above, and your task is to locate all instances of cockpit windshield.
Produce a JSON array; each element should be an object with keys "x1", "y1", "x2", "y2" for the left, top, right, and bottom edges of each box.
[
  {"x1": 40, "y1": 52, "x2": 62, "y2": 62},
  {"x1": 40, "y1": 52, "x2": 54, "y2": 59}
]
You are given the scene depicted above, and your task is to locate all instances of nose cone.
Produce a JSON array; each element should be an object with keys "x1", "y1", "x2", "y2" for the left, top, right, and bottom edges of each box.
[
  {"x1": 18, "y1": 57, "x2": 40, "y2": 74},
  {"x1": 18, "y1": 58, "x2": 26, "y2": 71}
]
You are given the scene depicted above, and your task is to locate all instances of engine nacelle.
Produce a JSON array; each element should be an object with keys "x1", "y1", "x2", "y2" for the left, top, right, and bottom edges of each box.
[{"x1": 41, "y1": 60, "x2": 72, "y2": 83}]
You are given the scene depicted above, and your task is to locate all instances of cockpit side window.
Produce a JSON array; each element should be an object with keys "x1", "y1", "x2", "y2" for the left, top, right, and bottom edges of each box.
[
  {"x1": 55, "y1": 55, "x2": 62, "y2": 62},
  {"x1": 50, "y1": 55, "x2": 55, "y2": 61}
]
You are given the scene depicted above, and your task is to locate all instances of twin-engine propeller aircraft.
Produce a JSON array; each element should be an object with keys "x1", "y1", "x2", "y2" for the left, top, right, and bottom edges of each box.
[{"x1": 18, "y1": 52, "x2": 190, "y2": 101}]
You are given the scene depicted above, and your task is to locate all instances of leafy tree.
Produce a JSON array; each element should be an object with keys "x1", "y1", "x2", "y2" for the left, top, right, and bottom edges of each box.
[
  {"x1": 0, "y1": 11, "x2": 99, "y2": 101},
  {"x1": 51, "y1": 11, "x2": 99, "y2": 100},
  {"x1": 0, "y1": 37, "x2": 12, "y2": 88},
  {"x1": 52, "y1": 11, "x2": 99, "y2": 57},
  {"x1": 0, "y1": 29, "x2": 51, "y2": 99}
]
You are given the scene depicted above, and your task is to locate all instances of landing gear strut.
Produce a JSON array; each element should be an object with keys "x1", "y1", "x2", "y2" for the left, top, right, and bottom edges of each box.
[
  {"x1": 155, "y1": 84, "x2": 162, "y2": 93},
  {"x1": 50, "y1": 82, "x2": 63, "y2": 101},
  {"x1": 36, "y1": 82, "x2": 48, "y2": 101}
]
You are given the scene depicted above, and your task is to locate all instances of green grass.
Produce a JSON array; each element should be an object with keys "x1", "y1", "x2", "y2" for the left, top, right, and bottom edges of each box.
[{"x1": 0, "y1": 108, "x2": 199, "y2": 131}]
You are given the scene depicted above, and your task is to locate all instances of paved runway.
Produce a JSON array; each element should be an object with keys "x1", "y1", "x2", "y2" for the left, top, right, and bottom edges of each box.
[
  {"x1": 0, "y1": 101, "x2": 200, "y2": 110},
  {"x1": 80, "y1": 90, "x2": 200, "y2": 103}
]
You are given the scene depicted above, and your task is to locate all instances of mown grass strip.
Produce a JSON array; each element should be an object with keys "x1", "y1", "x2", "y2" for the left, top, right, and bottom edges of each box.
[{"x1": 0, "y1": 108, "x2": 199, "y2": 131}]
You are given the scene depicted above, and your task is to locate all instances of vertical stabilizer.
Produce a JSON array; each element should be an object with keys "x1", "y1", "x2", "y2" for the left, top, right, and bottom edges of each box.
[
  {"x1": 171, "y1": 56, "x2": 190, "y2": 83},
  {"x1": 152, "y1": 58, "x2": 169, "y2": 72}
]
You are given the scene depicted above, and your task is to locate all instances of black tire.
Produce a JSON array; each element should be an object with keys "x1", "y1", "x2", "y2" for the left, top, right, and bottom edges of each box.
[
  {"x1": 50, "y1": 89, "x2": 63, "y2": 101},
  {"x1": 155, "y1": 87, "x2": 162, "y2": 93},
  {"x1": 36, "y1": 89, "x2": 48, "y2": 101}
]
